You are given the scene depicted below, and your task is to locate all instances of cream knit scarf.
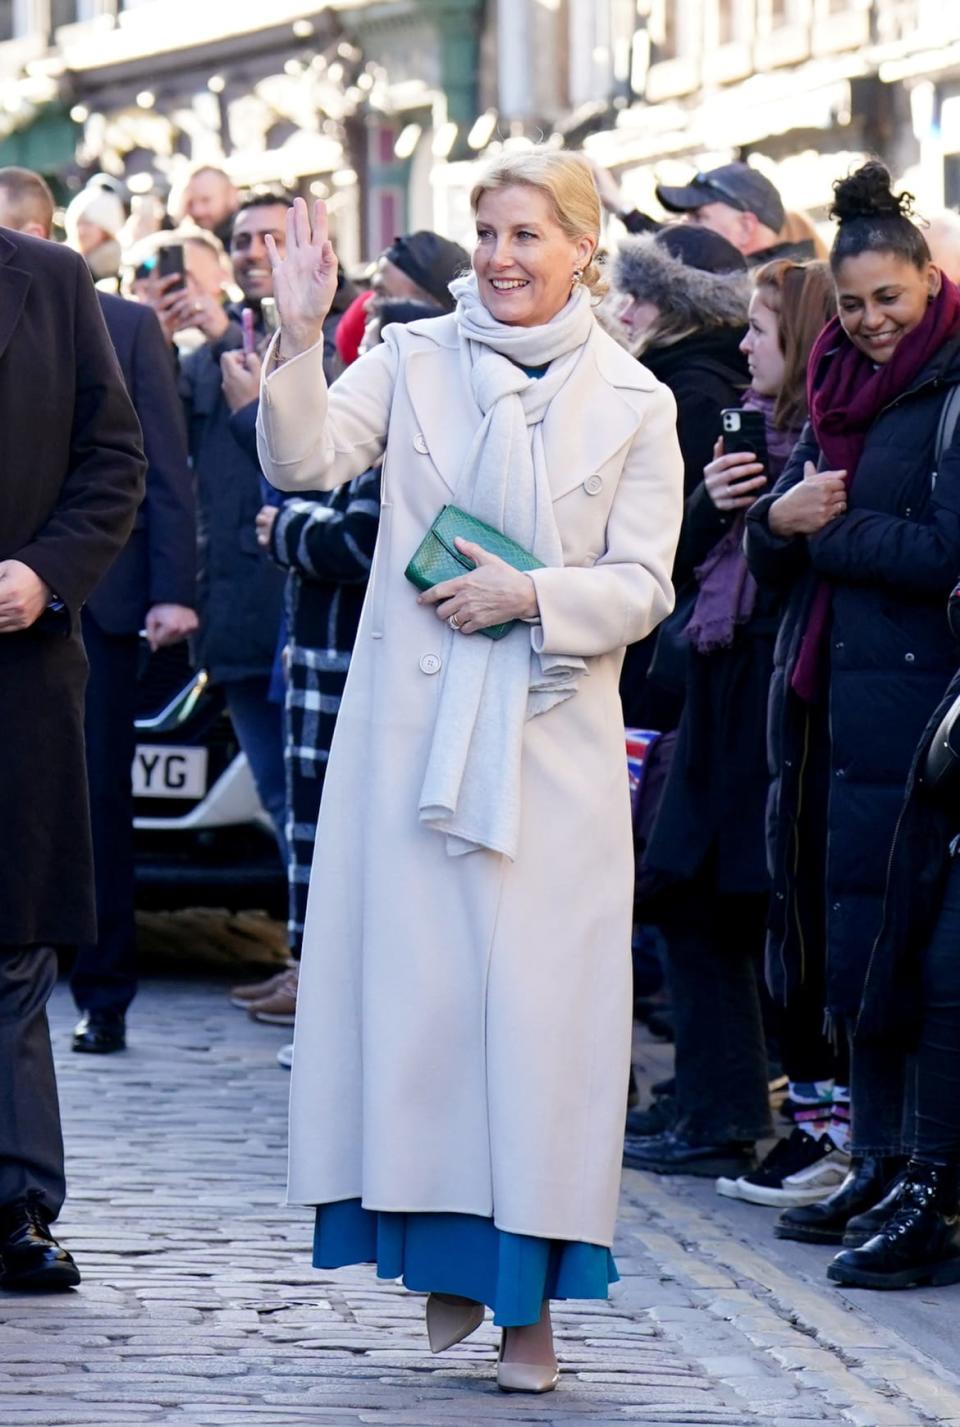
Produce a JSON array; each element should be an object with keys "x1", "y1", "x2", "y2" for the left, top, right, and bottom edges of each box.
[{"x1": 418, "y1": 274, "x2": 593, "y2": 859}]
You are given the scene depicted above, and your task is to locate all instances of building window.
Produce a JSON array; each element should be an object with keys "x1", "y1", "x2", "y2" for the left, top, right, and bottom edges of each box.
[
  {"x1": 51, "y1": 0, "x2": 79, "y2": 26},
  {"x1": 717, "y1": 0, "x2": 754, "y2": 45},
  {"x1": 652, "y1": 0, "x2": 695, "y2": 59},
  {"x1": 0, "y1": 0, "x2": 13, "y2": 40}
]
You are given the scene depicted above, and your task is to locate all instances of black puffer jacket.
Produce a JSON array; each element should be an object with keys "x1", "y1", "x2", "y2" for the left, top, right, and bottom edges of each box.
[
  {"x1": 745, "y1": 335, "x2": 960, "y2": 1019},
  {"x1": 857, "y1": 659, "x2": 959, "y2": 1043}
]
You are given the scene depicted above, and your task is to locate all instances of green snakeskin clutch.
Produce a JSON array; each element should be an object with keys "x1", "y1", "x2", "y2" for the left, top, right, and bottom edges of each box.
[{"x1": 405, "y1": 504, "x2": 544, "y2": 641}]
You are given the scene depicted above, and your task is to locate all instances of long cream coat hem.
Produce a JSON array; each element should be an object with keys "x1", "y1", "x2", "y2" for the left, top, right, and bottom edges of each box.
[{"x1": 257, "y1": 313, "x2": 683, "y2": 1246}]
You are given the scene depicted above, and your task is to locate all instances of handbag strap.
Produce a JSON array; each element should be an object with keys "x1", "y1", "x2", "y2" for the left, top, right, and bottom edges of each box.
[{"x1": 932, "y1": 382, "x2": 960, "y2": 490}]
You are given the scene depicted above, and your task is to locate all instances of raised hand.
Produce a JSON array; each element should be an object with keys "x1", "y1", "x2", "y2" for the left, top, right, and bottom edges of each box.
[{"x1": 266, "y1": 197, "x2": 339, "y2": 358}]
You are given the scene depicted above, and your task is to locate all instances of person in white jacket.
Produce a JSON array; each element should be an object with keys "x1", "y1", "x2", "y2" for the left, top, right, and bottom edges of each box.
[{"x1": 256, "y1": 148, "x2": 683, "y2": 1395}]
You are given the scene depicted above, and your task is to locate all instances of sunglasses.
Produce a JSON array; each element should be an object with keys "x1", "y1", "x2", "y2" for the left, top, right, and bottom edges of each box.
[{"x1": 691, "y1": 173, "x2": 751, "y2": 213}]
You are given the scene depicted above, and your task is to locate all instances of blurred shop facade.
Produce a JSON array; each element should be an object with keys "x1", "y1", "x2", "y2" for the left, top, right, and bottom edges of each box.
[{"x1": 0, "y1": 1, "x2": 958, "y2": 265}]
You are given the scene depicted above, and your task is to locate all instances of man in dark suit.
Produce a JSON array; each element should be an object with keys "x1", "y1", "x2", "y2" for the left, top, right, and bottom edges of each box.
[
  {"x1": 0, "y1": 168, "x2": 199, "y2": 1056},
  {"x1": 0, "y1": 199, "x2": 145, "y2": 1288}
]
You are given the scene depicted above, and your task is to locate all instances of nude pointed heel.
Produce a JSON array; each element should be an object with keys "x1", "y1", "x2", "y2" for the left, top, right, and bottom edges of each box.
[
  {"x1": 425, "y1": 1293, "x2": 485, "y2": 1353},
  {"x1": 497, "y1": 1332, "x2": 560, "y2": 1394}
]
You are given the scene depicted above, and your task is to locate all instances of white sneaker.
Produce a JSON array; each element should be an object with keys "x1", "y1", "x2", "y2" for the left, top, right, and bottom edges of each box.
[
  {"x1": 276, "y1": 1043, "x2": 293, "y2": 1070},
  {"x1": 716, "y1": 1129, "x2": 849, "y2": 1207}
]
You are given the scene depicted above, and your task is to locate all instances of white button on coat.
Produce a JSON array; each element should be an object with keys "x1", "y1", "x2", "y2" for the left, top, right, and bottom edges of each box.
[
  {"x1": 584, "y1": 474, "x2": 603, "y2": 495},
  {"x1": 414, "y1": 432, "x2": 429, "y2": 454},
  {"x1": 419, "y1": 653, "x2": 442, "y2": 675}
]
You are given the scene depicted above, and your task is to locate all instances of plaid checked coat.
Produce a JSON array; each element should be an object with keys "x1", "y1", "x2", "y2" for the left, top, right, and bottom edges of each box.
[{"x1": 268, "y1": 469, "x2": 380, "y2": 951}]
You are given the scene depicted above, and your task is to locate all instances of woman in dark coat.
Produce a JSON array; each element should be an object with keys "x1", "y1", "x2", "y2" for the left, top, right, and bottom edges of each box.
[
  {"x1": 744, "y1": 163, "x2": 960, "y2": 1258},
  {"x1": 610, "y1": 224, "x2": 751, "y2": 728},
  {"x1": 825, "y1": 590, "x2": 960, "y2": 1289},
  {"x1": 627, "y1": 261, "x2": 839, "y2": 1187}
]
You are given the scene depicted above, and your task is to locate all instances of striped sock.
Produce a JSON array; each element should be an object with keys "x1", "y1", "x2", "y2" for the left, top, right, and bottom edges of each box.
[
  {"x1": 788, "y1": 1079, "x2": 834, "y2": 1139},
  {"x1": 828, "y1": 1085, "x2": 851, "y2": 1152}
]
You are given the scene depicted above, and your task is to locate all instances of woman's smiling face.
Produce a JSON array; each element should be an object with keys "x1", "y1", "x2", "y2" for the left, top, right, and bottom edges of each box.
[
  {"x1": 473, "y1": 184, "x2": 594, "y2": 328},
  {"x1": 835, "y1": 250, "x2": 940, "y2": 364}
]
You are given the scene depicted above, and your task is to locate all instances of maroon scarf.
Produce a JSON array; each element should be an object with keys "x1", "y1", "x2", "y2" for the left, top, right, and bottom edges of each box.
[{"x1": 790, "y1": 277, "x2": 960, "y2": 701}]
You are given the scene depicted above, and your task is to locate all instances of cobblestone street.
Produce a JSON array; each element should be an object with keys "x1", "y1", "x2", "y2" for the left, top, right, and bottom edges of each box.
[{"x1": 2, "y1": 973, "x2": 960, "y2": 1427}]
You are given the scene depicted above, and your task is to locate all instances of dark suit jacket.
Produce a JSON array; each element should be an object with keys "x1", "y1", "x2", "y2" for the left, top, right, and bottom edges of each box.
[
  {"x1": 179, "y1": 312, "x2": 284, "y2": 682},
  {"x1": 0, "y1": 229, "x2": 145, "y2": 944},
  {"x1": 85, "y1": 293, "x2": 195, "y2": 634}
]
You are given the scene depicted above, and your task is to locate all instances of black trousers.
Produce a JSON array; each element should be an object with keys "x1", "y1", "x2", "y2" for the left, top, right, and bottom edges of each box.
[
  {"x1": 70, "y1": 612, "x2": 140, "y2": 1016},
  {"x1": 0, "y1": 945, "x2": 65, "y2": 1216},
  {"x1": 660, "y1": 882, "x2": 774, "y2": 1145},
  {"x1": 858, "y1": 850, "x2": 960, "y2": 1164},
  {"x1": 915, "y1": 852, "x2": 960, "y2": 1160}
]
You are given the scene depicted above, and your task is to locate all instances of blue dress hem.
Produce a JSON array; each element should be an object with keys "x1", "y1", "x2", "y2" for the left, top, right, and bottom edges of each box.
[{"x1": 312, "y1": 1199, "x2": 618, "y2": 1329}]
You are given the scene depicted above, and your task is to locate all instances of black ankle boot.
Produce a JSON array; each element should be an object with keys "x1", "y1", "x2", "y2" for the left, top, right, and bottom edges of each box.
[
  {"x1": 775, "y1": 1155, "x2": 904, "y2": 1244},
  {"x1": 842, "y1": 1170, "x2": 908, "y2": 1247},
  {"x1": 827, "y1": 1161, "x2": 960, "y2": 1290}
]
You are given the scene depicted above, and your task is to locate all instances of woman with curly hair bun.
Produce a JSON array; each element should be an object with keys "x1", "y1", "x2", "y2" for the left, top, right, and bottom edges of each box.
[{"x1": 745, "y1": 161, "x2": 960, "y2": 1274}]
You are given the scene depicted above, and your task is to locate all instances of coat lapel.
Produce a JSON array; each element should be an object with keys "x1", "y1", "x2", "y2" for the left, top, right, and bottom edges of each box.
[
  {"x1": 404, "y1": 344, "x2": 478, "y2": 495},
  {"x1": 542, "y1": 337, "x2": 653, "y2": 499},
  {"x1": 0, "y1": 231, "x2": 31, "y2": 363}
]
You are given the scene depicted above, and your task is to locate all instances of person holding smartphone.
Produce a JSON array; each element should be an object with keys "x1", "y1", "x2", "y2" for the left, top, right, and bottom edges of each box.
[{"x1": 628, "y1": 261, "x2": 837, "y2": 1189}]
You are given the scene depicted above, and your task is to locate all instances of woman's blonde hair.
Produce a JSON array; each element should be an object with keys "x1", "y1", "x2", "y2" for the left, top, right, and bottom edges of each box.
[{"x1": 470, "y1": 149, "x2": 605, "y2": 295}]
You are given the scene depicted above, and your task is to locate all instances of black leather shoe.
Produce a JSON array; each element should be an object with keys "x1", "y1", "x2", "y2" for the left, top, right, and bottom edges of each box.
[
  {"x1": 625, "y1": 1096, "x2": 676, "y2": 1139},
  {"x1": 775, "y1": 1155, "x2": 904, "y2": 1244},
  {"x1": 0, "y1": 1193, "x2": 80, "y2": 1291},
  {"x1": 827, "y1": 1161, "x2": 960, "y2": 1289},
  {"x1": 72, "y1": 1010, "x2": 126, "y2": 1054},
  {"x1": 624, "y1": 1130, "x2": 755, "y2": 1177},
  {"x1": 843, "y1": 1171, "x2": 908, "y2": 1247}
]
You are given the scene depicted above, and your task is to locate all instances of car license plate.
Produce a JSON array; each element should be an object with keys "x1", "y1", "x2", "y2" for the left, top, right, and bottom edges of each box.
[{"x1": 132, "y1": 744, "x2": 208, "y2": 799}]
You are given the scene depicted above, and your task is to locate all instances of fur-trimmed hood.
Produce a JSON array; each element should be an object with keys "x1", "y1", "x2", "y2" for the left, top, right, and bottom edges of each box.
[{"x1": 612, "y1": 233, "x2": 751, "y2": 330}]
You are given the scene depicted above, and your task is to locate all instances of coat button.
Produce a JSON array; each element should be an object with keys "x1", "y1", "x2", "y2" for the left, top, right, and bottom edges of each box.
[
  {"x1": 584, "y1": 474, "x2": 603, "y2": 496},
  {"x1": 905, "y1": 652, "x2": 916, "y2": 663},
  {"x1": 414, "y1": 432, "x2": 429, "y2": 454},
  {"x1": 419, "y1": 653, "x2": 442, "y2": 675},
  {"x1": 832, "y1": 901, "x2": 841, "y2": 912}
]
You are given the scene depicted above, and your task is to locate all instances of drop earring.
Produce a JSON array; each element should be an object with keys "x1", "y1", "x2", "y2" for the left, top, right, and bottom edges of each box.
[{"x1": 572, "y1": 269, "x2": 583, "y2": 286}]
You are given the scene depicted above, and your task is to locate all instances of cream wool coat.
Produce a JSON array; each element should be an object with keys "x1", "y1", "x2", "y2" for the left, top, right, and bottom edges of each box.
[{"x1": 257, "y1": 312, "x2": 683, "y2": 1247}]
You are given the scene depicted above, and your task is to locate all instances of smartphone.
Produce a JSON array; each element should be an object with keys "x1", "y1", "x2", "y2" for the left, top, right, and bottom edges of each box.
[
  {"x1": 721, "y1": 408, "x2": 768, "y2": 474},
  {"x1": 241, "y1": 307, "x2": 256, "y2": 356},
  {"x1": 157, "y1": 242, "x2": 186, "y2": 292},
  {"x1": 260, "y1": 296, "x2": 279, "y2": 336}
]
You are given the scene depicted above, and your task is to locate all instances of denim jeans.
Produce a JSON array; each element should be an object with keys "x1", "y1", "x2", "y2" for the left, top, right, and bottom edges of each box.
[{"x1": 223, "y1": 676, "x2": 288, "y2": 871}]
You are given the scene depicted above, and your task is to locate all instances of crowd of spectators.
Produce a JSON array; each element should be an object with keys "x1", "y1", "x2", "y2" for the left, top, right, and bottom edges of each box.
[{"x1": 16, "y1": 147, "x2": 960, "y2": 1297}]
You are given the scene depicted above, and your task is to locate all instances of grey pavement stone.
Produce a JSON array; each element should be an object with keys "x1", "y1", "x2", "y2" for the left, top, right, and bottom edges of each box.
[{"x1": 0, "y1": 974, "x2": 942, "y2": 1425}]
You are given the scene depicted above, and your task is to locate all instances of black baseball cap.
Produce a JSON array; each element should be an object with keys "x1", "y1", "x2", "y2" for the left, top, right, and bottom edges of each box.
[{"x1": 656, "y1": 163, "x2": 785, "y2": 234}]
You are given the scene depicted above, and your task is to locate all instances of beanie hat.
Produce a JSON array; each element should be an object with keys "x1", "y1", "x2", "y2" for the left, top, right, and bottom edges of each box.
[
  {"x1": 383, "y1": 231, "x2": 470, "y2": 311},
  {"x1": 377, "y1": 298, "x2": 444, "y2": 332},
  {"x1": 65, "y1": 180, "x2": 126, "y2": 240},
  {"x1": 612, "y1": 225, "x2": 751, "y2": 331}
]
